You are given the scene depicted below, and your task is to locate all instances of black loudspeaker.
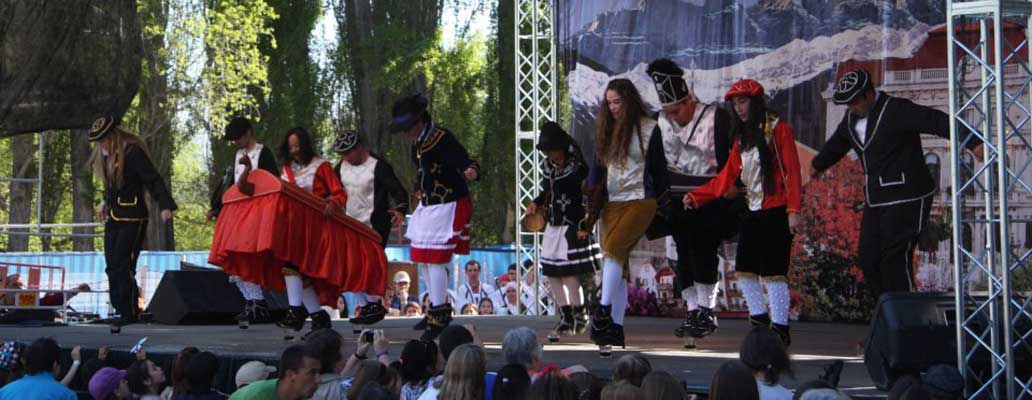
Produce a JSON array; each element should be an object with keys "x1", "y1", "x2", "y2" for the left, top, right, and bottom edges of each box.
[
  {"x1": 146, "y1": 270, "x2": 245, "y2": 325},
  {"x1": 864, "y1": 293, "x2": 957, "y2": 391},
  {"x1": 865, "y1": 292, "x2": 1032, "y2": 391}
]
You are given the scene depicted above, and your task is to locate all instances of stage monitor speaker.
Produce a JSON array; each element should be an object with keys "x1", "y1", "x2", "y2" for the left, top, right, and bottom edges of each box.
[
  {"x1": 146, "y1": 270, "x2": 245, "y2": 325},
  {"x1": 864, "y1": 292, "x2": 957, "y2": 391}
]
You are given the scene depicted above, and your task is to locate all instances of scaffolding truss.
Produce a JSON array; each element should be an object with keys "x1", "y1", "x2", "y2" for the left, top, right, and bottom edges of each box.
[
  {"x1": 947, "y1": 1, "x2": 1032, "y2": 398},
  {"x1": 514, "y1": 0, "x2": 557, "y2": 315}
]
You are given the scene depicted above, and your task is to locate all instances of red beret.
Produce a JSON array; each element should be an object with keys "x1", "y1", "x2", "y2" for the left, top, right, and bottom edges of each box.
[{"x1": 725, "y1": 79, "x2": 765, "y2": 101}]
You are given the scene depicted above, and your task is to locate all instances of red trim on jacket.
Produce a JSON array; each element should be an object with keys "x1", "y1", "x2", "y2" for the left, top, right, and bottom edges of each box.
[{"x1": 687, "y1": 119, "x2": 802, "y2": 213}]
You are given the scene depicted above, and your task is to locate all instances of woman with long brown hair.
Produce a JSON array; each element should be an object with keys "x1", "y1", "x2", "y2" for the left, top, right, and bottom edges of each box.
[
  {"x1": 433, "y1": 344, "x2": 486, "y2": 400},
  {"x1": 89, "y1": 115, "x2": 177, "y2": 328},
  {"x1": 584, "y1": 79, "x2": 668, "y2": 355}
]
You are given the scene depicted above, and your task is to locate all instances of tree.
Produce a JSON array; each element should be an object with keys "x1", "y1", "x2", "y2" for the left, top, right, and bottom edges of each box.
[
  {"x1": 333, "y1": 0, "x2": 444, "y2": 189},
  {"x1": 69, "y1": 129, "x2": 95, "y2": 251},
  {"x1": 39, "y1": 132, "x2": 71, "y2": 252},
  {"x1": 7, "y1": 135, "x2": 35, "y2": 251}
]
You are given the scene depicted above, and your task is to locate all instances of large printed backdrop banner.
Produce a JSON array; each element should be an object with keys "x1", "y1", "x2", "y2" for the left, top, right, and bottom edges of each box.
[{"x1": 557, "y1": 1, "x2": 964, "y2": 322}]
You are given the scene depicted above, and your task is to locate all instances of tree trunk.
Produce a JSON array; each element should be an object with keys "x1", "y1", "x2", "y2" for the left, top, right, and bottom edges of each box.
[
  {"x1": 8, "y1": 135, "x2": 36, "y2": 251},
  {"x1": 70, "y1": 129, "x2": 95, "y2": 251},
  {"x1": 137, "y1": 0, "x2": 175, "y2": 251},
  {"x1": 340, "y1": 0, "x2": 443, "y2": 190},
  {"x1": 39, "y1": 132, "x2": 70, "y2": 251}
]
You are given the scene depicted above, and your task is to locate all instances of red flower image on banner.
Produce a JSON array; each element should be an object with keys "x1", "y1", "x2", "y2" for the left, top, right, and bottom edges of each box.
[{"x1": 790, "y1": 158, "x2": 877, "y2": 322}]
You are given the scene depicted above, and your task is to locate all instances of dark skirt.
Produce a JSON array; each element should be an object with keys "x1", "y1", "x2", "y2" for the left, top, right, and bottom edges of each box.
[
  {"x1": 735, "y1": 206, "x2": 793, "y2": 278},
  {"x1": 541, "y1": 224, "x2": 601, "y2": 277}
]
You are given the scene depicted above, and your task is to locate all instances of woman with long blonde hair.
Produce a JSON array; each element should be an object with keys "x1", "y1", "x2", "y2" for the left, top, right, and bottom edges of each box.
[
  {"x1": 584, "y1": 79, "x2": 668, "y2": 355},
  {"x1": 89, "y1": 115, "x2": 176, "y2": 328},
  {"x1": 433, "y1": 344, "x2": 486, "y2": 400}
]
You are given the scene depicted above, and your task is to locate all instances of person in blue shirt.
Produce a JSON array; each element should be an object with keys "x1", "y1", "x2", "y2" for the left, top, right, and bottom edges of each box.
[{"x1": 0, "y1": 337, "x2": 76, "y2": 400}]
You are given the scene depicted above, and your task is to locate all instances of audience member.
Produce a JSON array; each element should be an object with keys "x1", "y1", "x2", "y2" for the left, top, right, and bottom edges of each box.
[
  {"x1": 612, "y1": 354, "x2": 651, "y2": 387},
  {"x1": 798, "y1": 388, "x2": 852, "y2": 400},
  {"x1": 567, "y1": 371, "x2": 603, "y2": 400},
  {"x1": 348, "y1": 360, "x2": 390, "y2": 400},
  {"x1": 740, "y1": 326, "x2": 793, "y2": 400},
  {"x1": 527, "y1": 368, "x2": 576, "y2": 400},
  {"x1": 0, "y1": 337, "x2": 76, "y2": 400},
  {"x1": 235, "y1": 361, "x2": 277, "y2": 390},
  {"x1": 357, "y1": 382, "x2": 396, "y2": 400},
  {"x1": 640, "y1": 371, "x2": 687, "y2": 400},
  {"x1": 400, "y1": 340, "x2": 439, "y2": 400},
  {"x1": 492, "y1": 364, "x2": 531, "y2": 400},
  {"x1": 305, "y1": 329, "x2": 348, "y2": 400},
  {"x1": 502, "y1": 327, "x2": 542, "y2": 375},
  {"x1": 177, "y1": 351, "x2": 226, "y2": 400},
  {"x1": 168, "y1": 347, "x2": 200, "y2": 398},
  {"x1": 922, "y1": 364, "x2": 964, "y2": 400},
  {"x1": 478, "y1": 299, "x2": 495, "y2": 316},
  {"x1": 127, "y1": 358, "x2": 166, "y2": 400},
  {"x1": 89, "y1": 367, "x2": 129, "y2": 400},
  {"x1": 709, "y1": 360, "x2": 759, "y2": 400},
  {"x1": 600, "y1": 380, "x2": 644, "y2": 400},
  {"x1": 422, "y1": 344, "x2": 486, "y2": 400},
  {"x1": 229, "y1": 345, "x2": 321, "y2": 400}
]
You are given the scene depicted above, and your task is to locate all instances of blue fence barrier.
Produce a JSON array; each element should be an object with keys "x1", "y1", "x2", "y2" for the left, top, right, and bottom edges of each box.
[{"x1": 0, "y1": 245, "x2": 520, "y2": 317}]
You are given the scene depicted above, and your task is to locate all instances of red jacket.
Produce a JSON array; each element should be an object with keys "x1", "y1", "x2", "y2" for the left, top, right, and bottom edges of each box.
[
  {"x1": 687, "y1": 117, "x2": 801, "y2": 213},
  {"x1": 282, "y1": 160, "x2": 349, "y2": 209}
]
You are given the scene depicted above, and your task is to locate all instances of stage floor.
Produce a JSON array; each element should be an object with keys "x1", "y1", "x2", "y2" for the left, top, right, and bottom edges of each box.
[{"x1": 0, "y1": 316, "x2": 882, "y2": 397}]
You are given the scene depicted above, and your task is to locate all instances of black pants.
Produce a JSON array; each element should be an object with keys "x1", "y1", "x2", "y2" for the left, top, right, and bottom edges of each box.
[
  {"x1": 104, "y1": 219, "x2": 147, "y2": 318},
  {"x1": 858, "y1": 197, "x2": 932, "y2": 301},
  {"x1": 669, "y1": 199, "x2": 737, "y2": 287}
]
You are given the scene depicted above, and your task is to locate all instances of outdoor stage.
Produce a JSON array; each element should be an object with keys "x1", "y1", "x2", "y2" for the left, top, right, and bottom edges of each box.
[{"x1": 0, "y1": 315, "x2": 883, "y2": 398}]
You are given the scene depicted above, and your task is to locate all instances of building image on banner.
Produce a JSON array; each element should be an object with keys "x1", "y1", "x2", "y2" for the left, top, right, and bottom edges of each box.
[{"x1": 553, "y1": 1, "x2": 1028, "y2": 321}]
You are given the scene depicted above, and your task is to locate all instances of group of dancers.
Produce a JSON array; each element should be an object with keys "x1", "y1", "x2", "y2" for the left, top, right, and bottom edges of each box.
[{"x1": 90, "y1": 54, "x2": 981, "y2": 352}]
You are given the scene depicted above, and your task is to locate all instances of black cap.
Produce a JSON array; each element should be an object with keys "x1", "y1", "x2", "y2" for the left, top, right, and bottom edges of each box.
[
  {"x1": 536, "y1": 121, "x2": 572, "y2": 152},
  {"x1": 833, "y1": 69, "x2": 873, "y2": 105},
  {"x1": 333, "y1": 129, "x2": 360, "y2": 153},
  {"x1": 87, "y1": 115, "x2": 117, "y2": 142},
  {"x1": 437, "y1": 325, "x2": 473, "y2": 361},
  {"x1": 223, "y1": 117, "x2": 252, "y2": 141},
  {"x1": 389, "y1": 93, "x2": 429, "y2": 133},
  {"x1": 647, "y1": 58, "x2": 691, "y2": 106}
]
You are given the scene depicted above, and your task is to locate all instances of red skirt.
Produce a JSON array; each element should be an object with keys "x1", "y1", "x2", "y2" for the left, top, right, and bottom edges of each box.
[{"x1": 208, "y1": 171, "x2": 387, "y2": 306}]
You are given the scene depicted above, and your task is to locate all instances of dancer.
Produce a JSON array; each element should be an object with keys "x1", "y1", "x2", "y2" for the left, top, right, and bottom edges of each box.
[
  {"x1": 89, "y1": 115, "x2": 177, "y2": 330},
  {"x1": 812, "y1": 69, "x2": 982, "y2": 301},
  {"x1": 331, "y1": 129, "x2": 409, "y2": 326},
  {"x1": 525, "y1": 121, "x2": 600, "y2": 342},
  {"x1": 685, "y1": 79, "x2": 801, "y2": 346},
  {"x1": 645, "y1": 58, "x2": 735, "y2": 341},
  {"x1": 584, "y1": 79, "x2": 668, "y2": 356},
  {"x1": 391, "y1": 93, "x2": 479, "y2": 340},
  {"x1": 276, "y1": 127, "x2": 349, "y2": 339},
  {"x1": 209, "y1": 117, "x2": 280, "y2": 327}
]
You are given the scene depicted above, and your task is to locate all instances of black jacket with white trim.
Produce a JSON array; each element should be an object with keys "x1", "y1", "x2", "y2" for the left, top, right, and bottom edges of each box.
[{"x1": 812, "y1": 92, "x2": 979, "y2": 207}]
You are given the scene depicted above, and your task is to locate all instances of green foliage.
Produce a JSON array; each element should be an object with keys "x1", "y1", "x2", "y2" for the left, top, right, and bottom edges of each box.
[{"x1": 172, "y1": 141, "x2": 216, "y2": 250}]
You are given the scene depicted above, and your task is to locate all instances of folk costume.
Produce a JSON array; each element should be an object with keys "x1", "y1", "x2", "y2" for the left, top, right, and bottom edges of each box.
[
  {"x1": 90, "y1": 115, "x2": 178, "y2": 326},
  {"x1": 687, "y1": 79, "x2": 802, "y2": 345},
  {"x1": 332, "y1": 129, "x2": 409, "y2": 325},
  {"x1": 392, "y1": 93, "x2": 479, "y2": 340},
  {"x1": 646, "y1": 58, "x2": 736, "y2": 339},
  {"x1": 531, "y1": 121, "x2": 600, "y2": 340},
  {"x1": 211, "y1": 117, "x2": 280, "y2": 325}
]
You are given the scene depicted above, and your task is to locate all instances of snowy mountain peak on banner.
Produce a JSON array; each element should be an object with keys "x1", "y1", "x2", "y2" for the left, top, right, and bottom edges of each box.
[{"x1": 560, "y1": 0, "x2": 946, "y2": 73}]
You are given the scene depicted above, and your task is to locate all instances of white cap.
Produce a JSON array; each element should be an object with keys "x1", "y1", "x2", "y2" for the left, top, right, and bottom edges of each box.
[
  {"x1": 394, "y1": 271, "x2": 411, "y2": 283},
  {"x1": 235, "y1": 361, "x2": 277, "y2": 388}
]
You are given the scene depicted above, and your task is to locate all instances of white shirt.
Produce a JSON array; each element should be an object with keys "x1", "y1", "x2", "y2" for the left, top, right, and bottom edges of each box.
[
  {"x1": 606, "y1": 118, "x2": 657, "y2": 202},
  {"x1": 457, "y1": 281, "x2": 496, "y2": 309},
  {"x1": 234, "y1": 143, "x2": 265, "y2": 183},
  {"x1": 339, "y1": 156, "x2": 378, "y2": 226},
  {"x1": 854, "y1": 117, "x2": 868, "y2": 145}
]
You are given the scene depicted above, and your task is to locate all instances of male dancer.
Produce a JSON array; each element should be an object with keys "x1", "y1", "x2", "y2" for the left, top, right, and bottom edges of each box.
[
  {"x1": 209, "y1": 117, "x2": 279, "y2": 326},
  {"x1": 332, "y1": 129, "x2": 409, "y2": 326},
  {"x1": 391, "y1": 93, "x2": 479, "y2": 340},
  {"x1": 812, "y1": 69, "x2": 982, "y2": 301},
  {"x1": 646, "y1": 58, "x2": 736, "y2": 339}
]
